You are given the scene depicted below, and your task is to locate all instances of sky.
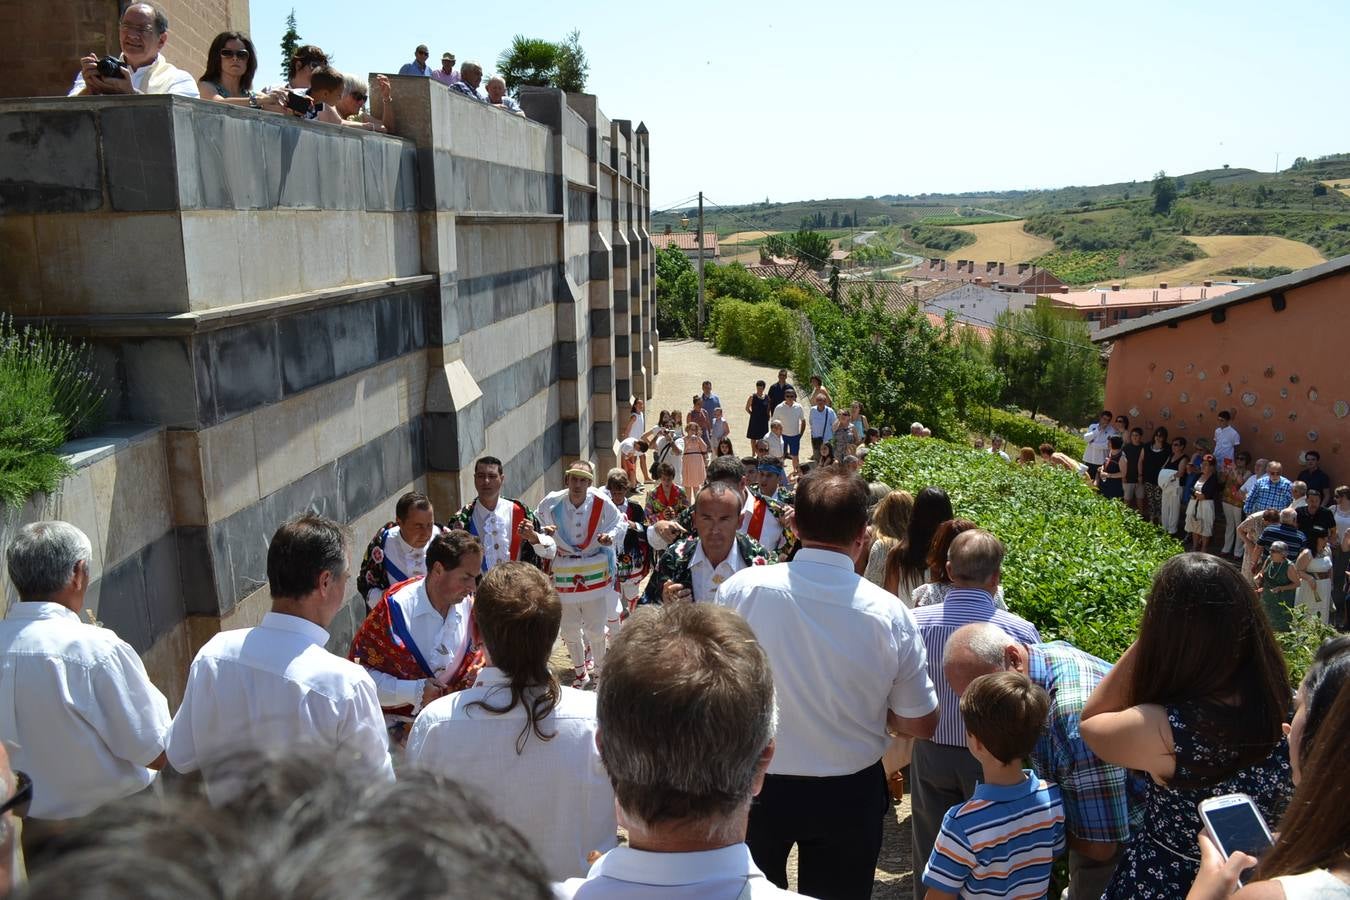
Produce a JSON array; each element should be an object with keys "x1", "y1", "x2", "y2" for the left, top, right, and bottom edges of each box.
[{"x1": 248, "y1": 0, "x2": 1350, "y2": 211}]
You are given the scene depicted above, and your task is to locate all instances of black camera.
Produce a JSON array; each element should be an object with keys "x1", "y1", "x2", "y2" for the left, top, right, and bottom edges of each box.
[{"x1": 96, "y1": 56, "x2": 127, "y2": 79}]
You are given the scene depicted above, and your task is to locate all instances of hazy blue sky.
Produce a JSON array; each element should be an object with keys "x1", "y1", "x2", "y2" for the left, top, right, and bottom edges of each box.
[{"x1": 248, "y1": 0, "x2": 1348, "y2": 210}]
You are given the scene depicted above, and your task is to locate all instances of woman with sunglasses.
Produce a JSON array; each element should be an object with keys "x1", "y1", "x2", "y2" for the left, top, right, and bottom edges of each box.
[
  {"x1": 198, "y1": 31, "x2": 283, "y2": 111},
  {"x1": 1186, "y1": 455, "x2": 1222, "y2": 553},
  {"x1": 1160, "y1": 437, "x2": 1191, "y2": 536},
  {"x1": 1221, "y1": 452, "x2": 1254, "y2": 561},
  {"x1": 335, "y1": 73, "x2": 396, "y2": 133}
]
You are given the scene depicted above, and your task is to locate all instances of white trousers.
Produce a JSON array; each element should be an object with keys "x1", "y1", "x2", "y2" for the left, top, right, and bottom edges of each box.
[
  {"x1": 560, "y1": 592, "x2": 612, "y2": 672},
  {"x1": 1161, "y1": 480, "x2": 1182, "y2": 534},
  {"x1": 1221, "y1": 503, "x2": 1242, "y2": 554}
]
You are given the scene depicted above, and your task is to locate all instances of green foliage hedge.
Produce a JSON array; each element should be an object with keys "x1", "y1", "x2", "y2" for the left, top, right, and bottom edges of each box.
[
  {"x1": 908, "y1": 223, "x2": 975, "y2": 252},
  {"x1": 970, "y1": 407, "x2": 1087, "y2": 458},
  {"x1": 1219, "y1": 266, "x2": 1293, "y2": 279},
  {"x1": 916, "y1": 214, "x2": 1016, "y2": 226},
  {"x1": 1031, "y1": 249, "x2": 1119, "y2": 284},
  {"x1": 865, "y1": 437, "x2": 1182, "y2": 661},
  {"x1": 707, "y1": 298, "x2": 803, "y2": 367}
]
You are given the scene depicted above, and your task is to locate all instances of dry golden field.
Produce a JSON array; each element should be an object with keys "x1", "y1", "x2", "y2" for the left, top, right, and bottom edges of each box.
[
  {"x1": 940, "y1": 220, "x2": 1055, "y2": 264},
  {"x1": 1120, "y1": 234, "x2": 1325, "y2": 286}
]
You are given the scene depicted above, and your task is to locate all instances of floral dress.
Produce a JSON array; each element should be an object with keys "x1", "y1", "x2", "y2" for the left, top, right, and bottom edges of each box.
[{"x1": 1103, "y1": 701, "x2": 1293, "y2": 900}]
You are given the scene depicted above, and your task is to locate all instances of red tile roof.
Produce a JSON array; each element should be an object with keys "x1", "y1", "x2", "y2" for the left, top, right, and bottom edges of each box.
[
  {"x1": 1049, "y1": 283, "x2": 1243, "y2": 309},
  {"x1": 653, "y1": 232, "x2": 718, "y2": 253},
  {"x1": 905, "y1": 258, "x2": 1064, "y2": 290}
]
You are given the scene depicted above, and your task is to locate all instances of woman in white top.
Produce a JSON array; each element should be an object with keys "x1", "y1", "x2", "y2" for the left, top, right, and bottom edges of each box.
[
  {"x1": 1294, "y1": 527, "x2": 1334, "y2": 625},
  {"x1": 626, "y1": 398, "x2": 648, "y2": 482},
  {"x1": 1186, "y1": 637, "x2": 1350, "y2": 900}
]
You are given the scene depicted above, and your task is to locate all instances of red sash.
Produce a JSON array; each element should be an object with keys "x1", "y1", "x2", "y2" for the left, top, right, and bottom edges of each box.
[
  {"x1": 507, "y1": 501, "x2": 526, "y2": 561},
  {"x1": 746, "y1": 498, "x2": 769, "y2": 542}
]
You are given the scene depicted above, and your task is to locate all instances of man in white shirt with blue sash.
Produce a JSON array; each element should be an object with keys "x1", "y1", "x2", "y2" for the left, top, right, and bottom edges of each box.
[{"x1": 537, "y1": 461, "x2": 623, "y2": 688}]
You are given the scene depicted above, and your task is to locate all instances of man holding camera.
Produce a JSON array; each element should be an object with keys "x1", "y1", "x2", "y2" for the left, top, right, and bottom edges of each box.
[{"x1": 68, "y1": 3, "x2": 198, "y2": 98}]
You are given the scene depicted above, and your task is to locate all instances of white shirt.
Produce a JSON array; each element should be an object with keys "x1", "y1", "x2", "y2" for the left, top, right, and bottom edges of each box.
[
  {"x1": 741, "y1": 494, "x2": 784, "y2": 552},
  {"x1": 365, "y1": 524, "x2": 442, "y2": 609},
  {"x1": 620, "y1": 437, "x2": 638, "y2": 459},
  {"x1": 167, "y1": 611, "x2": 393, "y2": 801},
  {"x1": 771, "y1": 402, "x2": 805, "y2": 438},
  {"x1": 1213, "y1": 425, "x2": 1241, "y2": 464},
  {"x1": 364, "y1": 579, "x2": 472, "y2": 713},
  {"x1": 537, "y1": 489, "x2": 624, "y2": 560},
  {"x1": 470, "y1": 497, "x2": 556, "y2": 572},
  {"x1": 0, "y1": 602, "x2": 171, "y2": 818},
  {"x1": 407, "y1": 669, "x2": 616, "y2": 880},
  {"x1": 68, "y1": 53, "x2": 199, "y2": 97},
  {"x1": 556, "y1": 843, "x2": 803, "y2": 899},
  {"x1": 808, "y1": 405, "x2": 837, "y2": 440},
  {"x1": 627, "y1": 411, "x2": 646, "y2": 440},
  {"x1": 715, "y1": 548, "x2": 937, "y2": 776},
  {"x1": 689, "y1": 540, "x2": 749, "y2": 603},
  {"x1": 764, "y1": 431, "x2": 785, "y2": 458},
  {"x1": 1083, "y1": 423, "x2": 1116, "y2": 465}
]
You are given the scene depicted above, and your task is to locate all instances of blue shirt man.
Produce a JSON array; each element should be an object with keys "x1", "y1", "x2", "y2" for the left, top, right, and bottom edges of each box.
[
  {"x1": 1243, "y1": 464, "x2": 1294, "y2": 516},
  {"x1": 398, "y1": 45, "x2": 432, "y2": 76}
]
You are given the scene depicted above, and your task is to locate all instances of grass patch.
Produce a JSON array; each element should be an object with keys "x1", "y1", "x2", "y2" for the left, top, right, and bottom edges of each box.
[
  {"x1": 1219, "y1": 265, "x2": 1294, "y2": 279},
  {"x1": 1032, "y1": 249, "x2": 1121, "y2": 284},
  {"x1": 908, "y1": 223, "x2": 975, "y2": 253},
  {"x1": 916, "y1": 214, "x2": 1018, "y2": 226},
  {"x1": 865, "y1": 436, "x2": 1181, "y2": 661}
]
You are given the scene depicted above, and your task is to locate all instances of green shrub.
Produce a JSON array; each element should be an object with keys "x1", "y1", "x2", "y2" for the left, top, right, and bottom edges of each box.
[
  {"x1": 1219, "y1": 265, "x2": 1293, "y2": 280},
  {"x1": 0, "y1": 316, "x2": 105, "y2": 509},
  {"x1": 908, "y1": 224, "x2": 975, "y2": 252},
  {"x1": 708, "y1": 298, "x2": 803, "y2": 367},
  {"x1": 1032, "y1": 249, "x2": 1119, "y2": 284},
  {"x1": 864, "y1": 437, "x2": 1181, "y2": 661},
  {"x1": 971, "y1": 407, "x2": 1087, "y2": 458}
]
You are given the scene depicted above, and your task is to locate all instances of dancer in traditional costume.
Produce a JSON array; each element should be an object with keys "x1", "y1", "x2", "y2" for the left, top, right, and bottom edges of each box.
[
  {"x1": 742, "y1": 456, "x2": 798, "y2": 556},
  {"x1": 349, "y1": 530, "x2": 486, "y2": 738},
  {"x1": 356, "y1": 491, "x2": 448, "y2": 609},
  {"x1": 599, "y1": 469, "x2": 650, "y2": 622},
  {"x1": 446, "y1": 456, "x2": 557, "y2": 571},
  {"x1": 536, "y1": 460, "x2": 623, "y2": 688}
]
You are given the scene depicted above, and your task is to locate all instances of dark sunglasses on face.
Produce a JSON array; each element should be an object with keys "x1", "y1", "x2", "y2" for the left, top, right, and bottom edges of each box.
[
  {"x1": 0, "y1": 771, "x2": 32, "y2": 819},
  {"x1": 220, "y1": 48, "x2": 250, "y2": 60},
  {"x1": 351, "y1": 92, "x2": 367, "y2": 102}
]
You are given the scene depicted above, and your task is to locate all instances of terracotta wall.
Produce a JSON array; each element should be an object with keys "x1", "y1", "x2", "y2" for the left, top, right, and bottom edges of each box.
[
  {"x1": 1103, "y1": 270, "x2": 1350, "y2": 479},
  {"x1": 0, "y1": 0, "x2": 248, "y2": 99}
]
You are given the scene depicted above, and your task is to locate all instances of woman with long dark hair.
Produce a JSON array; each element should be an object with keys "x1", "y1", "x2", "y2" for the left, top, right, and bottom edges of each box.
[
  {"x1": 1186, "y1": 637, "x2": 1350, "y2": 899},
  {"x1": 198, "y1": 31, "x2": 278, "y2": 109},
  {"x1": 1081, "y1": 553, "x2": 1294, "y2": 899},
  {"x1": 883, "y1": 486, "x2": 953, "y2": 607},
  {"x1": 405, "y1": 562, "x2": 616, "y2": 880}
]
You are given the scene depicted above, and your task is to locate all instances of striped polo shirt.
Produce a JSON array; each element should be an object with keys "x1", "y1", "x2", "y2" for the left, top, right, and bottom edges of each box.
[
  {"x1": 912, "y1": 588, "x2": 1041, "y2": 746},
  {"x1": 923, "y1": 770, "x2": 1066, "y2": 900}
]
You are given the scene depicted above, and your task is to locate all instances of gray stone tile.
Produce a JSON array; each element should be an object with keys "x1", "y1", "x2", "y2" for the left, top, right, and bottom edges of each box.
[
  {"x1": 95, "y1": 553, "x2": 153, "y2": 653},
  {"x1": 205, "y1": 321, "x2": 282, "y2": 419},
  {"x1": 278, "y1": 308, "x2": 337, "y2": 395},
  {"x1": 142, "y1": 530, "x2": 185, "y2": 643},
  {"x1": 176, "y1": 526, "x2": 220, "y2": 617},
  {"x1": 102, "y1": 104, "x2": 179, "y2": 212},
  {"x1": 121, "y1": 337, "x2": 199, "y2": 428},
  {"x1": 0, "y1": 110, "x2": 102, "y2": 213}
]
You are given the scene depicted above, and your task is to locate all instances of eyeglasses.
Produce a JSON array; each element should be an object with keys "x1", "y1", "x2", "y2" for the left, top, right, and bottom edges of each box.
[
  {"x1": 0, "y1": 771, "x2": 32, "y2": 819},
  {"x1": 119, "y1": 23, "x2": 158, "y2": 37},
  {"x1": 351, "y1": 92, "x2": 367, "y2": 102},
  {"x1": 220, "y1": 48, "x2": 250, "y2": 60}
]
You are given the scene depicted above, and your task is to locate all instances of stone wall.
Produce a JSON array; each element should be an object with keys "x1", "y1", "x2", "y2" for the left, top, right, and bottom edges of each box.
[
  {"x1": 0, "y1": 0, "x2": 250, "y2": 101},
  {"x1": 0, "y1": 82, "x2": 654, "y2": 699}
]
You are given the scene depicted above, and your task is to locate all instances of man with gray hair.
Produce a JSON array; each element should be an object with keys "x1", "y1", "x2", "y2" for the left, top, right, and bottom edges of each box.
[
  {"x1": 943, "y1": 622, "x2": 1136, "y2": 899},
  {"x1": 68, "y1": 3, "x2": 198, "y2": 97},
  {"x1": 486, "y1": 75, "x2": 525, "y2": 116},
  {"x1": 556, "y1": 602, "x2": 800, "y2": 897},
  {"x1": 909, "y1": 528, "x2": 1040, "y2": 899},
  {"x1": 716, "y1": 469, "x2": 938, "y2": 897},
  {"x1": 0, "y1": 521, "x2": 171, "y2": 867},
  {"x1": 167, "y1": 514, "x2": 393, "y2": 801},
  {"x1": 449, "y1": 61, "x2": 486, "y2": 102}
]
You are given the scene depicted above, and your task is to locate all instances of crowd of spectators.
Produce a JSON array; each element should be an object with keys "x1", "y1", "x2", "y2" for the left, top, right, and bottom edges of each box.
[{"x1": 66, "y1": 3, "x2": 530, "y2": 131}]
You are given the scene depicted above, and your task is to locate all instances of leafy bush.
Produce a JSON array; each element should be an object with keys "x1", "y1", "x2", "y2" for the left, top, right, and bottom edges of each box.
[
  {"x1": 1219, "y1": 266, "x2": 1293, "y2": 280},
  {"x1": 916, "y1": 214, "x2": 1016, "y2": 226},
  {"x1": 0, "y1": 316, "x2": 105, "y2": 509},
  {"x1": 908, "y1": 224, "x2": 975, "y2": 252},
  {"x1": 708, "y1": 298, "x2": 803, "y2": 367},
  {"x1": 864, "y1": 437, "x2": 1182, "y2": 661},
  {"x1": 1278, "y1": 607, "x2": 1342, "y2": 688},
  {"x1": 1032, "y1": 249, "x2": 1119, "y2": 284},
  {"x1": 970, "y1": 407, "x2": 1086, "y2": 458}
]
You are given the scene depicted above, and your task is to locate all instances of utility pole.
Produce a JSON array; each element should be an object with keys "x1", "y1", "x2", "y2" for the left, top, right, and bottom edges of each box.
[{"x1": 696, "y1": 191, "x2": 705, "y2": 339}]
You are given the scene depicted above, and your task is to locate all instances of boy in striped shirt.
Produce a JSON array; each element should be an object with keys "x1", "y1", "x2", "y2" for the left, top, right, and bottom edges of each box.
[{"x1": 923, "y1": 672, "x2": 1066, "y2": 899}]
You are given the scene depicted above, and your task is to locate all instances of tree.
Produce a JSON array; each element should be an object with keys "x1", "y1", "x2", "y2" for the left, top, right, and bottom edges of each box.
[
  {"x1": 1151, "y1": 170, "x2": 1177, "y2": 215},
  {"x1": 988, "y1": 298, "x2": 1103, "y2": 423},
  {"x1": 655, "y1": 245, "x2": 698, "y2": 338},
  {"x1": 555, "y1": 30, "x2": 589, "y2": 94},
  {"x1": 1313, "y1": 182, "x2": 1329, "y2": 197},
  {"x1": 830, "y1": 211, "x2": 840, "y2": 228},
  {"x1": 496, "y1": 32, "x2": 590, "y2": 95},
  {"x1": 764, "y1": 228, "x2": 832, "y2": 278},
  {"x1": 279, "y1": 9, "x2": 301, "y2": 81}
]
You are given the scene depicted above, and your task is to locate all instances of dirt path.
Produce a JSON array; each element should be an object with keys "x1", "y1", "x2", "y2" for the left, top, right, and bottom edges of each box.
[{"x1": 548, "y1": 339, "x2": 917, "y2": 896}]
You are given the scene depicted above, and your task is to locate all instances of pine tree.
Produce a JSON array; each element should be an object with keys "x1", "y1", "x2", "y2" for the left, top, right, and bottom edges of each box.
[{"x1": 279, "y1": 9, "x2": 301, "y2": 82}]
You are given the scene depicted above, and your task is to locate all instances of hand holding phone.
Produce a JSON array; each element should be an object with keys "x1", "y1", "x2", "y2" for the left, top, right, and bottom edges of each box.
[
  {"x1": 1198, "y1": 793, "x2": 1273, "y2": 887},
  {"x1": 285, "y1": 90, "x2": 314, "y2": 115}
]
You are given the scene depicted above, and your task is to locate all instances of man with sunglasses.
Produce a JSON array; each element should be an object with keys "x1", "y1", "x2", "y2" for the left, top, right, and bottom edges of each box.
[
  {"x1": 398, "y1": 44, "x2": 433, "y2": 77},
  {"x1": 68, "y1": 3, "x2": 198, "y2": 97},
  {"x1": 1, "y1": 521, "x2": 170, "y2": 865},
  {"x1": 349, "y1": 530, "x2": 487, "y2": 738}
]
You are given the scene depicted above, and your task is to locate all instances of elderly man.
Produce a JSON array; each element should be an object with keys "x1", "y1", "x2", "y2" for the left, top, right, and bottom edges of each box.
[
  {"x1": 644, "y1": 481, "x2": 774, "y2": 606},
  {"x1": 449, "y1": 62, "x2": 485, "y2": 101},
  {"x1": 167, "y1": 515, "x2": 393, "y2": 800},
  {"x1": 349, "y1": 530, "x2": 487, "y2": 730},
  {"x1": 486, "y1": 76, "x2": 525, "y2": 116},
  {"x1": 1244, "y1": 460, "x2": 1294, "y2": 516},
  {"x1": 447, "y1": 456, "x2": 557, "y2": 572},
  {"x1": 68, "y1": 3, "x2": 197, "y2": 97},
  {"x1": 808, "y1": 393, "x2": 838, "y2": 462},
  {"x1": 1258, "y1": 507, "x2": 1308, "y2": 555},
  {"x1": 717, "y1": 470, "x2": 938, "y2": 898},
  {"x1": 909, "y1": 529, "x2": 1040, "y2": 900},
  {"x1": 430, "y1": 51, "x2": 461, "y2": 86},
  {"x1": 910, "y1": 422, "x2": 925, "y2": 437},
  {"x1": 537, "y1": 460, "x2": 624, "y2": 687},
  {"x1": 0, "y1": 521, "x2": 171, "y2": 866},
  {"x1": 397, "y1": 44, "x2": 432, "y2": 76},
  {"x1": 557, "y1": 603, "x2": 801, "y2": 898},
  {"x1": 944, "y1": 623, "x2": 1137, "y2": 900}
]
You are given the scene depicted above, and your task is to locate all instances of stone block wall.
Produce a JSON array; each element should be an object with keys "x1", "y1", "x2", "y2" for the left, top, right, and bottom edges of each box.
[
  {"x1": 1, "y1": 82, "x2": 653, "y2": 693},
  {"x1": 0, "y1": 0, "x2": 249, "y2": 102}
]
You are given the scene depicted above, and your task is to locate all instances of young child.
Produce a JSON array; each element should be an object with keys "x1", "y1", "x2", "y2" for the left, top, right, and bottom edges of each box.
[
  {"x1": 764, "y1": 419, "x2": 786, "y2": 459},
  {"x1": 681, "y1": 421, "x2": 709, "y2": 488},
  {"x1": 305, "y1": 66, "x2": 346, "y2": 124},
  {"x1": 644, "y1": 462, "x2": 688, "y2": 523},
  {"x1": 923, "y1": 671, "x2": 1065, "y2": 900}
]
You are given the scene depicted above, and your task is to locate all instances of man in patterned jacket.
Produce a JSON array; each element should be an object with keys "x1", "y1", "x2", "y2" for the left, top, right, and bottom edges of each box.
[
  {"x1": 643, "y1": 482, "x2": 775, "y2": 606},
  {"x1": 446, "y1": 456, "x2": 557, "y2": 572},
  {"x1": 356, "y1": 491, "x2": 448, "y2": 610}
]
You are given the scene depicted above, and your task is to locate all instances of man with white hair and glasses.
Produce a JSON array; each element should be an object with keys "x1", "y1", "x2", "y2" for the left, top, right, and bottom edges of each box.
[{"x1": 0, "y1": 521, "x2": 171, "y2": 870}]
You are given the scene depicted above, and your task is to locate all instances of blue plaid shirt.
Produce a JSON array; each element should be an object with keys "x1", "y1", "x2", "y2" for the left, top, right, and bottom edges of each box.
[
  {"x1": 1026, "y1": 642, "x2": 1143, "y2": 844},
  {"x1": 1243, "y1": 475, "x2": 1293, "y2": 516}
]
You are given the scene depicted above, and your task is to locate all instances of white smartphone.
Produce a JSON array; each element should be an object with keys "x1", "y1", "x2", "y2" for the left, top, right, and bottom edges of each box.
[{"x1": 1198, "y1": 793, "x2": 1274, "y2": 885}]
